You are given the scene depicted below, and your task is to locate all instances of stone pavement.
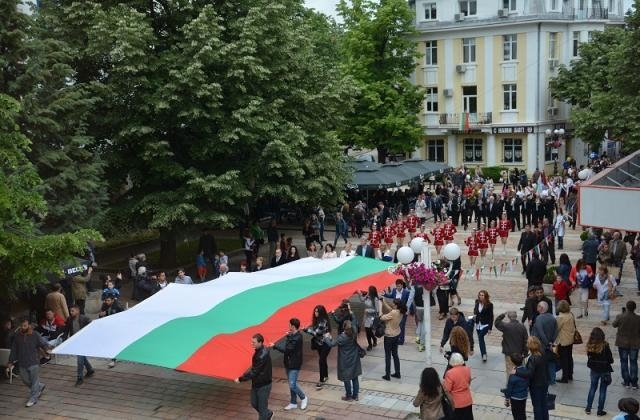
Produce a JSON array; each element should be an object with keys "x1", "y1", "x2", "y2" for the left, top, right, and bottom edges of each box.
[{"x1": 2, "y1": 226, "x2": 637, "y2": 419}]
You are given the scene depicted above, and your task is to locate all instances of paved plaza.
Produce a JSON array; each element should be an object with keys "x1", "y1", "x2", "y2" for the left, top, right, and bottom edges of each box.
[{"x1": 1, "y1": 225, "x2": 637, "y2": 419}]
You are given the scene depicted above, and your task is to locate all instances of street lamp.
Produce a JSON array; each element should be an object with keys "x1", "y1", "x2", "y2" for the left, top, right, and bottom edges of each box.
[{"x1": 545, "y1": 128, "x2": 565, "y2": 175}]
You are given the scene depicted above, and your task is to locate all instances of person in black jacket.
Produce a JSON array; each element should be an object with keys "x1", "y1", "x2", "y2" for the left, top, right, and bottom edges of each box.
[
  {"x1": 518, "y1": 224, "x2": 537, "y2": 274},
  {"x1": 272, "y1": 318, "x2": 308, "y2": 411},
  {"x1": 522, "y1": 286, "x2": 553, "y2": 333},
  {"x1": 473, "y1": 290, "x2": 494, "y2": 362},
  {"x1": 585, "y1": 327, "x2": 614, "y2": 416},
  {"x1": 439, "y1": 307, "x2": 474, "y2": 355},
  {"x1": 525, "y1": 253, "x2": 547, "y2": 288},
  {"x1": 516, "y1": 336, "x2": 549, "y2": 420},
  {"x1": 235, "y1": 333, "x2": 274, "y2": 420}
]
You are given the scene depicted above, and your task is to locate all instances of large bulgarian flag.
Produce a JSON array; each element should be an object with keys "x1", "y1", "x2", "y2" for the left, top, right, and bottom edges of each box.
[{"x1": 54, "y1": 257, "x2": 397, "y2": 380}]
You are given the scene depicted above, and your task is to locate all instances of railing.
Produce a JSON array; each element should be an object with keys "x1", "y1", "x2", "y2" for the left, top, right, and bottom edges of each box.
[
  {"x1": 563, "y1": 8, "x2": 609, "y2": 19},
  {"x1": 438, "y1": 112, "x2": 492, "y2": 126}
]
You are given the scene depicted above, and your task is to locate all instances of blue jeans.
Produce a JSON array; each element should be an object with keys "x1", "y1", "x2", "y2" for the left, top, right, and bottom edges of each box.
[
  {"x1": 398, "y1": 314, "x2": 407, "y2": 344},
  {"x1": 619, "y1": 348, "x2": 639, "y2": 387},
  {"x1": 343, "y1": 377, "x2": 360, "y2": 399},
  {"x1": 600, "y1": 299, "x2": 611, "y2": 321},
  {"x1": 286, "y1": 369, "x2": 305, "y2": 404},
  {"x1": 477, "y1": 327, "x2": 489, "y2": 356},
  {"x1": 76, "y1": 355, "x2": 93, "y2": 379},
  {"x1": 530, "y1": 385, "x2": 549, "y2": 420},
  {"x1": 384, "y1": 335, "x2": 400, "y2": 376},
  {"x1": 587, "y1": 371, "x2": 609, "y2": 412},
  {"x1": 250, "y1": 383, "x2": 273, "y2": 420},
  {"x1": 18, "y1": 364, "x2": 43, "y2": 401}
]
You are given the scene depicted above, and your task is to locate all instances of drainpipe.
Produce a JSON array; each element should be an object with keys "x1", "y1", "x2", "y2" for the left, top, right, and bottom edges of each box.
[{"x1": 536, "y1": 22, "x2": 542, "y2": 171}]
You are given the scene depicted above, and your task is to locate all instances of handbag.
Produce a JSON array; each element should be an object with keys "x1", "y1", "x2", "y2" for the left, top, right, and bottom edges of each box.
[
  {"x1": 440, "y1": 385, "x2": 455, "y2": 420},
  {"x1": 572, "y1": 314, "x2": 583, "y2": 344},
  {"x1": 603, "y1": 372, "x2": 612, "y2": 386},
  {"x1": 373, "y1": 316, "x2": 386, "y2": 338}
]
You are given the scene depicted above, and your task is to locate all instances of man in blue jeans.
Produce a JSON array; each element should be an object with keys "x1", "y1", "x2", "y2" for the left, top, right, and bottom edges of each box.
[
  {"x1": 236, "y1": 333, "x2": 274, "y2": 420},
  {"x1": 64, "y1": 305, "x2": 94, "y2": 386},
  {"x1": 613, "y1": 300, "x2": 640, "y2": 389},
  {"x1": 272, "y1": 318, "x2": 308, "y2": 411}
]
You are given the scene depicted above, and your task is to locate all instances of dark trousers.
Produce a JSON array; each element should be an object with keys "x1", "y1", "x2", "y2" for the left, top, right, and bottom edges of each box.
[
  {"x1": 383, "y1": 335, "x2": 400, "y2": 376},
  {"x1": 510, "y1": 398, "x2": 527, "y2": 420},
  {"x1": 317, "y1": 345, "x2": 331, "y2": 381},
  {"x1": 250, "y1": 383, "x2": 273, "y2": 420},
  {"x1": 436, "y1": 288, "x2": 449, "y2": 315},
  {"x1": 398, "y1": 314, "x2": 407, "y2": 345},
  {"x1": 530, "y1": 385, "x2": 549, "y2": 420},
  {"x1": 558, "y1": 343, "x2": 574, "y2": 380},
  {"x1": 365, "y1": 327, "x2": 377, "y2": 348},
  {"x1": 454, "y1": 405, "x2": 474, "y2": 420}
]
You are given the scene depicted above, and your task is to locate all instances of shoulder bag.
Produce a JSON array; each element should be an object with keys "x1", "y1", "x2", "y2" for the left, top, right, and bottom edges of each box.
[
  {"x1": 440, "y1": 385, "x2": 455, "y2": 420},
  {"x1": 572, "y1": 315, "x2": 583, "y2": 345}
]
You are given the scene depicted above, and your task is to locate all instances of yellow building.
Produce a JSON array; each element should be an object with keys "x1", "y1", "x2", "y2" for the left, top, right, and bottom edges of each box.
[{"x1": 409, "y1": 0, "x2": 625, "y2": 174}]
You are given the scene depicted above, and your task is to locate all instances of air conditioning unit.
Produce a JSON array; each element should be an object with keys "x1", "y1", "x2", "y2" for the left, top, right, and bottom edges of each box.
[
  {"x1": 443, "y1": 88, "x2": 453, "y2": 97},
  {"x1": 454, "y1": 13, "x2": 465, "y2": 22},
  {"x1": 547, "y1": 106, "x2": 559, "y2": 116},
  {"x1": 548, "y1": 59, "x2": 559, "y2": 70},
  {"x1": 497, "y1": 8, "x2": 509, "y2": 17},
  {"x1": 455, "y1": 64, "x2": 467, "y2": 73}
]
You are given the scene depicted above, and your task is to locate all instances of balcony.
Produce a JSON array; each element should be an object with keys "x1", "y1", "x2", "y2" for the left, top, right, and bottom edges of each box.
[
  {"x1": 565, "y1": 8, "x2": 609, "y2": 19},
  {"x1": 439, "y1": 112, "x2": 492, "y2": 126}
]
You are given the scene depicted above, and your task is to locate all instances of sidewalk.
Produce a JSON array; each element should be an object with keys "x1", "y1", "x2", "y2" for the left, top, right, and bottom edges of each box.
[{"x1": 2, "y1": 226, "x2": 636, "y2": 419}]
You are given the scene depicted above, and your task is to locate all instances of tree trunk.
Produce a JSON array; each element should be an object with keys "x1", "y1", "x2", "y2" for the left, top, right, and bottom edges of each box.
[
  {"x1": 159, "y1": 228, "x2": 177, "y2": 268},
  {"x1": 377, "y1": 145, "x2": 388, "y2": 164}
]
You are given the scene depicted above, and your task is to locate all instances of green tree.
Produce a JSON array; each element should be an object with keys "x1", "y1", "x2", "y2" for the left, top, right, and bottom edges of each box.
[
  {"x1": 337, "y1": 0, "x2": 425, "y2": 163},
  {"x1": 1, "y1": 0, "x2": 108, "y2": 233},
  {"x1": 0, "y1": 94, "x2": 100, "y2": 299},
  {"x1": 551, "y1": 4, "x2": 640, "y2": 154},
  {"x1": 41, "y1": 1, "x2": 355, "y2": 265}
]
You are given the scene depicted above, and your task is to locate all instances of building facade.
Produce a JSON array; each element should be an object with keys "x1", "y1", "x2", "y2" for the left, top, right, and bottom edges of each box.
[{"x1": 409, "y1": 0, "x2": 625, "y2": 174}]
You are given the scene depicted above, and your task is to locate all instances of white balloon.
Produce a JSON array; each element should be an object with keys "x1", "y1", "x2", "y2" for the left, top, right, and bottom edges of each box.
[
  {"x1": 578, "y1": 169, "x2": 590, "y2": 180},
  {"x1": 442, "y1": 243, "x2": 461, "y2": 261},
  {"x1": 410, "y1": 237, "x2": 425, "y2": 254},
  {"x1": 396, "y1": 246, "x2": 415, "y2": 264}
]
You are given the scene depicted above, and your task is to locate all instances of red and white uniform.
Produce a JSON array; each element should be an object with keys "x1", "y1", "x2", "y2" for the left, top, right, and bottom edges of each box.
[
  {"x1": 443, "y1": 223, "x2": 457, "y2": 242},
  {"x1": 465, "y1": 236, "x2": 479, "y2": 256},
  {"x1": 405, "y1": 214, "x2": 419, "y2": 234},
  {"x1": 415, "y1": 230, "x2": 431, "y2": 243},
  {"x1": 382, "y1": 224, "x2": 396, "y2": 245},
  {"x1": 488, "y1": 226, "x2": 499, "y2": 245},
  {"x1": 394, "y1": 220, "x2": 407, "y2": 240},
  {"x1": 431, "y1": 227, "x2": 445, "y2": 246},
  {"x1": 498, "y1": 218, "x2": 511, "y2": 238},
  {"x1": 368, "y1": 229, "x2": 381, "y2": 249},
  {"x1": 476, "y1": 229, "x2": 489, "y2": 249}
]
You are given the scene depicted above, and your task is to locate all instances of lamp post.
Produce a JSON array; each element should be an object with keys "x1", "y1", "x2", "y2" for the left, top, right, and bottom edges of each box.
[{"x1": 545, "y1": 128, "x2": 565, "y2": 175}]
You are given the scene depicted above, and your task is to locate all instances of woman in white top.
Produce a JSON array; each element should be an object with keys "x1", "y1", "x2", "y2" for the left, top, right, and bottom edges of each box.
[
  {"x1": 339, "y1": 242, "x2": 355, "y2": 258},
  {"x1": 415, "y1": 193, "x2": 428, "y2": 224},
  {"x1": 321, "y1": 243, "x2": 338, "y2": 259},
  {"x1": 593, "y1": 265, "x2": 616, "y2": 325},
  {"x1": 554, "y1": 208, "x2": 567, "y2": 250}
]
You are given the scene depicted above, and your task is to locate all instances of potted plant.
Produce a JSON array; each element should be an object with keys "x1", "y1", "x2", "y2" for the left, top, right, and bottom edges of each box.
[{"x1": 543, "y1": 265, "x2": 557, "y2": 295}]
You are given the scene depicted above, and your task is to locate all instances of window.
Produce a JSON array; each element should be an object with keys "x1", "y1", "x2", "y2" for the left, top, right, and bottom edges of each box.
[
  {"x1": 462, "y1": 38, "x2": 476, "y2": 63},
  {"x1": 462, "y1": 86, "x2": 477, "y2": 113},
  {"x1": 425, "y1": 87, "x2": 438, "y2": 112},
  {"x1": 503, "y1": 84, "x2": 517, "y2": 110},
  {"x1": 545, "y1": 145, "x2": 553, "y2": 161},
  {"x1": 551, "y1": 0, "x2": 559, "y2": 10},
  {"x1": 587, "y1": 31, "x2": 594, "y2": 42},
  {"x1": 548, "y1": 32, "x2": 557, "y2": 59},
  {"x1": 503, "y1": 139, "x2": 523, "y2": 163},
  {"x1": 459, "y1": 0, "x2": 477, "y2": 16},
  {"x1": 572, "y1": 31, "x2": 580, "y2": 57},
  {"x1": 424, "y1": 2, "x2": 437, "y2": 20},
  {"x1": 463, "y1": 138, "x2": 483, "y2": 162},
  {"x1": 503, "y1": 0, "x2": 516, "y2": 11},
  {"x1": 503, "y1": 34, "x2": 517, "y2": 61},
  {"x1": 425, "y1": 41, "x2": 437, "y2": 65},
  {"x1": 609, "y1": 0, "x2": 616, "y2": 13},
  {"x1": 427, "y1": 139, "x2": 445, "y2": 162}
]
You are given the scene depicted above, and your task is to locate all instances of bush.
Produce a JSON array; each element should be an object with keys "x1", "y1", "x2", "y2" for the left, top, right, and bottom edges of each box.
[
  {"x1": 481, "y1": 166, "x2": 508, "y2": 182},
  {"x1": 543, "y1": 265, "x2": 557, "y2": 284}
]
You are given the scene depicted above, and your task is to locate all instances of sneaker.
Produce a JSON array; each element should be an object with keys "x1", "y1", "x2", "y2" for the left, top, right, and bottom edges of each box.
[
  {"x1": 108, "y1": 360, "x2": 116, "y2": 368},
  {"x1": 85, "y1": 370, "x2": 95, "y2": 378},
  {"x1": 482, "y1": 354, "x2": 487, "y2": 362},
  {"x1": 341, "y1": 396, "x2": 353, "y2": 401},
  {"x1": 418, "y1": 345, "x2": 425, "y2": 352},
  {"x1": 37, "y1": 384, "x2": 46, "y2": 398},
  {"x1": 391, "y1": 373, "x2": 401, "y2": 379},
  {"x1": 381, "y1": 375, "x2": 390, "y2": 381},
  {"x1": 301, "y1": 397, "x2": 308, "y2": 410},
  {"x1": 75, "y1": 378, "x2": 83, "y2": 386},
  {"x1": 315, "y1": 382, "x2": 323, "y2": 389},
  {"x1": 633, "y1": 385, "x2": 639, "y2": 390},
  {"x1": 585, "y1": 409, "x2": 591, "y2": 415},
  {"x1": 597, "y1": 411, "x2": 607, "y2": 417},
  {"x1": 25, "y1": 398, "x2": 37, "y2": 407},
  {"x1": 353, "y1": 396, "x2": 359, "y2": 401},
  {"x1": 284, "y1": 403, "x2": 297, "y2": 410},
  {"x1": 415, "y1": 337, "x2": 421, "y2": 344}
]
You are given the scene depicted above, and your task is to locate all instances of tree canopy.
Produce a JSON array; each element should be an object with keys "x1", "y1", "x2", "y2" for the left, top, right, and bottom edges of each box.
[
  {"x1": 550, "y1": 2, "x2": 640, "y2": 153},
  {"x1": 337, "y1": 0, "x2": 425, "y2": 163}
]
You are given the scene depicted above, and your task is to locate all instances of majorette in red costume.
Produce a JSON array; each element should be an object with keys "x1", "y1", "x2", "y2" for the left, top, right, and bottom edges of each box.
[
  {"x1": 368, "y1": 224, "x2": 381, "y2": 249},
  {"x1": 405, "y1": 209, "x2": 419, "y2": 236},
  {"x1": 382, "y1": 218, "x2": 395, "y2": 245},
  {"x1": 443, "y1": 217, "x2": 457, "y2": 243},
  {"x1": 475, "y1": 224, "x2": 489, "y2": 250},
  {"x1": 498, "y1": 212, "x2": 512, "y2": 238},
  {"x1": 465, "y1": 233, "x2": 479, "y2": 256}
]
